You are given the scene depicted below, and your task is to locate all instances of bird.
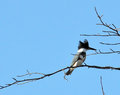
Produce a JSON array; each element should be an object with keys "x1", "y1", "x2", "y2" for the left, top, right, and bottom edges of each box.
[{"x1": 65, "y1": 39, "x2": 96, "y2": 75}]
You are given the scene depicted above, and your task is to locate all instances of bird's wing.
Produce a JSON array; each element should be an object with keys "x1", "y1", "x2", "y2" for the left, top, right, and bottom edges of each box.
[
  {"x1": 70, "y1": 52, "x2": 86, "y2": 66},
  {"x1": 70, "y1": 53, "x2": 79, "y2": 66}
]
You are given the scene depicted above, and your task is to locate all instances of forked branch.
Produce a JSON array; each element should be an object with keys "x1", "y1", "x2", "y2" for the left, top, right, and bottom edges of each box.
[{"x1": 81, "y1": 7, "x2": 120, "y2": 37}]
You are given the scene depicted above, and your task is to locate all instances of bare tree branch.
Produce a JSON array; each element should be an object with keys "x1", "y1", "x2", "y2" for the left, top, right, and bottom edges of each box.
[
  {"x1": 102, "y1": 30, "x2": 116, "y2": 34},
  {"x1": 80, "y1": 34, "x2": 118, "y2": 36},
  {"x1": 80, "y1": 7, "x2": 120, "y2": 37},
  {"x1": 72, "y1": 49, "x2": 120, "y2": 56},
  {"x1": 95, "y1": 7, "x2": 120, "y2": 36},
  {"x1": 88, "y1": 49, "x2": 120, "y2": 56},
  {"x1": 1, "y1": 64, "x2": 120, "y2": 89},
  {"x1": 87, "y1": 51, "x2": 120, "y2": 56},
  {"x1": 100, "y1": 76, "x2": 105, "y2": 95},
  {"x1": 17, "y1": 70, "x2": 45, "y2": 77},
  {"x1": 100, "y1": 42, "x2": 120, "y2": 45}
]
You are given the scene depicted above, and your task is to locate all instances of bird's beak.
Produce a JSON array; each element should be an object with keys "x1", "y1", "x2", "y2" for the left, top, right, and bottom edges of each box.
[{"x1": 88, "y1": 47, "x2": 96, "y2": 50}]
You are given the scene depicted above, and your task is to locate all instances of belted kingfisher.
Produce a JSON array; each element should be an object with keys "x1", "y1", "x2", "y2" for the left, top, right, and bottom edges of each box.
[{"x1": 65, "y1": 39, "x2": 96, "y2": 75}]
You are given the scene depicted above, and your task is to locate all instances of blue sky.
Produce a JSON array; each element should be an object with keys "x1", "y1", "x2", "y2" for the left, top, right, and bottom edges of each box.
[{"x1": 0, "y1": 0, "x2": 120, "y2": 95}]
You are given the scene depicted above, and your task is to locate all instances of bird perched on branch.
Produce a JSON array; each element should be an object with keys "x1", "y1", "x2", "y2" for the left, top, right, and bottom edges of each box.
[{"x1": 65, "y1": 39, "x2": 96, "y2": 75}]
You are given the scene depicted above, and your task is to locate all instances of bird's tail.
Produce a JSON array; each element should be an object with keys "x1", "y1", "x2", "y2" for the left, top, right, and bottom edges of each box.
[{"x1": 65, "y1": 68, "x2": 74, "y2": 75}]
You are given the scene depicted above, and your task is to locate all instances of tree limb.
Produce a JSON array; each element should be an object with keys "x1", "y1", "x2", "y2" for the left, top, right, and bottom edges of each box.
[{"x1": 1, "y1": 64, "x2": 120, "y2": 89}]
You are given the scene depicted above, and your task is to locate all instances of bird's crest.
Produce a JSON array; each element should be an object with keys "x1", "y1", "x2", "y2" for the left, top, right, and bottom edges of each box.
[{"x1": 78, "y1": 39, "x2": 89, "y2": 49}]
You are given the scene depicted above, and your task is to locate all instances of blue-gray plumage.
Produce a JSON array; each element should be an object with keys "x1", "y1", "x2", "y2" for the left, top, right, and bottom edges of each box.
[{"x1": 65, "y1": 39, "x2": 96, "y2": 75}]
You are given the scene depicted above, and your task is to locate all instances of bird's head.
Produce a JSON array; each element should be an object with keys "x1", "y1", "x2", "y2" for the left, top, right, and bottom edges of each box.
[{"x1": 78, "y1": 39, "x2": 96, "y2": 51}]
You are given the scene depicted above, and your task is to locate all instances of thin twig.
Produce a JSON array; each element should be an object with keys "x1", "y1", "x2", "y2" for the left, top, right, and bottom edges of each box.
[
  {"x1": 100, "y1": 76, "x2": 105, "y2": 95},
  {"x1": 100, "y1": 42, "x2": 120, "y2": 45},
  {"x1": 80, "y1": 34, "x2": 118, "y2": 36},
  {"x1": 17, "y1": 71, "x2": 45, "y2": 77},
  {"x1": 87, "y1": 50, "x2": 120, "y2": 56},
  {"x1": 102, "y1": 31, "x2": 116, "y2": 34}
]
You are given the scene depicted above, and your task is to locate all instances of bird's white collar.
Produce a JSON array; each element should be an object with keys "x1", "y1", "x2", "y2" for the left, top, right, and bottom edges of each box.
[{"x1": 77, "y1": 48, "x2": 87, "y2": 53}]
